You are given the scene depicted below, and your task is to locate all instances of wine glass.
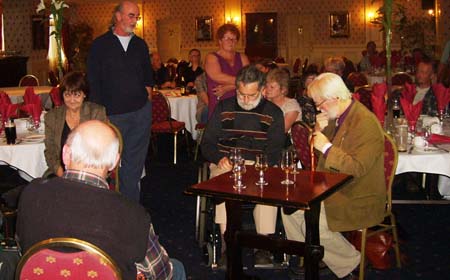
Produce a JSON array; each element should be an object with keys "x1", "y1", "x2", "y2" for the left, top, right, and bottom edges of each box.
[
  {"x1": 290, "y1": 148, "x2": 300, "y2": 174},
  {"x1": 280, "y1": 150, "x2": 294, "y2": 185},
  {"x1": 228, "y1": 148, "x2": 242, "y2": 178},
  {"x1": 255, "y1": 153, "x2": 268, "y2": 186},
  {"x1": 232, "y1": 157, "x2": 246, "y2": 190}
]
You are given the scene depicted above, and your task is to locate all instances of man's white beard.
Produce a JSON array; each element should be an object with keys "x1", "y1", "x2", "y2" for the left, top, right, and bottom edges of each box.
[{"x1": 237, "y1": 94, "x2": 262, "y2": 111}]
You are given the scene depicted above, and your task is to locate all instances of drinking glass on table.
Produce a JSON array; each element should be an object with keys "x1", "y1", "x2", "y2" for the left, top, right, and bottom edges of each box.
[
  {"x1": 280, "y1": 149, "x2": 294, "y2": 185},
  {"x1": 229, "y1": 148, "x2": 242, "y2": 178},
  {"x1": 255, "y1": 153, "x2": 268, "y2": 186},
  {"x1": 290, "y1": 147, "x2": 300, "y2": 174},
  {"x1": 232, "y1": 157, "x2": 246, "y2": 190}
]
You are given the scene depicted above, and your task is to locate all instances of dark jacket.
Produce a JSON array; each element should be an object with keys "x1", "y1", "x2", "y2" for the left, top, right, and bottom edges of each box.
[{"x1": 16, "y1": 177, "x2": 150, "y2": 280}]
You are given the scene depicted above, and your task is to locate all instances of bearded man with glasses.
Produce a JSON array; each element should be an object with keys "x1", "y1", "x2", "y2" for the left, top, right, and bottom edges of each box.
[
  {"x1": 87, "y1": 1, "x2": 153, "y2": 203},
  {"x1": 201, "y1": 64, "x2": 285, "y2": 267}
]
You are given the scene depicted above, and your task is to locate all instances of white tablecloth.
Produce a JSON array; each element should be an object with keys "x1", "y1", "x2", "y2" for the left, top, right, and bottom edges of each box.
[
  {"x1": 166, "y1": 94, "x2": 199, "y2": 140},
  {"x1": 0, "y1": 140, "x2": 47, "y2": 178}
]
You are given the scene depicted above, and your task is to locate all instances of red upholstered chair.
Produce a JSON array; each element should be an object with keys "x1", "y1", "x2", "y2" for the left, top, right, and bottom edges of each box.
[
  {"x1": 151, "y1": 92, "x2": 188, "y2": 164},
  {"x1": 357, "y1": 133, "x2": 401, "y2": 279},
  {"x1": 274, "y1": 56, "x2": 285, "y2": 63},
  {"x1": 354, "y1": 85, "x2": 373, "y2": 111},
  {"x1": 392, "y1": 72, "x2": 413, "y2": 86},
  {"x1": 16, "y1": 238, "x2": 121, "y2": 280},
  {"x1": 290, "y1": 121, "x2": 316, "y2": 171},
  {"x1": 19, "y1": 75, "x2": 39, "y2": 87},
  {"x1": 49, "y1": 87, "x2": 63, "y2": 107},
  {"x1": 347, "y1": 72, "x2": 369, "y2": 89}
]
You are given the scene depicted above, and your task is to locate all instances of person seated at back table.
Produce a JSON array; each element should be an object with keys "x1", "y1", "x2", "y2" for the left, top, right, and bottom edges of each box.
[
  {"x1": 180, "y1": 49, "x2": 204, "y2": 88},
  {"x1": 282, "y1": 73, "x2": 386, "y2": 280},
  {"x1": 265, "y1": 68, "x2": 301, "y2": 133},
  {"x1": 412, "y1": 57, "x2": 438, "y2": 116},
  {"x1": 201, "y1": 65, "x2": 285, "y2": 267},
  {"x1": 17, "y1": 120, "x2": 186, "y2": 280},
  {"x1": 255, "y1": 58, "x2": 278, "y2": 74},
  {"x1": 359, "y1": 41, "x2": 377, "y2": 72},
  {"x1": 152, "y1": 52, "x2": 174, "y2": 88},
  {"x1": 297, "y1": 70, "x2": 319, "y2": 127},
  {"x1": 44, "y1": 71, "x2": 107, "y2": 177},
  {"x1": 324, "y1": 56, "x2": 354, "y2": 92}
]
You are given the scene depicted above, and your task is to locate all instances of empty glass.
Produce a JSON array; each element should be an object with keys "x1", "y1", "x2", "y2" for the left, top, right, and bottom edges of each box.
[
  {"x1": 255, "y1": 153, "x2": 268, "y2": 186},
  {"x1": 280, "y1": 150, "x2": 294, "y2": 185},
  {"x1": 232, "y1": 157, "x2": 246, "y2": 190}
]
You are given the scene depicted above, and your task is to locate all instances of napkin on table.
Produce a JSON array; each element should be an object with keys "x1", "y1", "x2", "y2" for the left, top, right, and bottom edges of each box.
[
  {"x1": 49, "y1": 87, "x2": 63, "y2": 107},
  {"x1": 427, "y1": 134, "x2": 450, "y2": 145},
  {"x1": 371, "y1": 82, "x2": 387, "y2": 125},
  {"x1": 20, "y1": 103, "x2": 42, "y2": 123},
  {"x1": 0, "y1": 103, "x2": 19, "y2": 123},
  {"x1": 400, "y1": 82, "x2": 423, "y2": 127},
  {"x1": 431, "y1": 83, "x2": 450, "y2": 111},
  {"x1": 0, "y1": 91, "x2": 12, "y2": 105},
  {"x1": 23, "y1": 87, "x2": 41, "y2": 105}
]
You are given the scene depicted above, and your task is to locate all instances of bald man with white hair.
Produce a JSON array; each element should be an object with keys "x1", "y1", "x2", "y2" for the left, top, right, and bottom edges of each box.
[{"x1": 17, "y1": 120, "x2": 186, "y2": 280}]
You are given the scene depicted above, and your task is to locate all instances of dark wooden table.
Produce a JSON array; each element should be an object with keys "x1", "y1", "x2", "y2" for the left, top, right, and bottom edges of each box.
[{"x1": 186, "y1": 166, "x2": 353, "y2": 280}]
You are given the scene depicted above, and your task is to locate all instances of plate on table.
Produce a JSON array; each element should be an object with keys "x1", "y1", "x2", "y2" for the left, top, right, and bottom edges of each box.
[{"x1": 21, "y1": 134, "x2": 45, "y2": 144}]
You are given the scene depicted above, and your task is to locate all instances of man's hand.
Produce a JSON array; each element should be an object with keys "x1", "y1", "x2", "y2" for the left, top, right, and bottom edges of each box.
[
  {"x1": 315, "y1": 112, "x2": 329, "y2": 132},
  {"x1": 312, "y1": 131, "x2": 331, "y2": 153},
  {"x1": 218, "y1": 156, "x2": 233, "y2": 170}
]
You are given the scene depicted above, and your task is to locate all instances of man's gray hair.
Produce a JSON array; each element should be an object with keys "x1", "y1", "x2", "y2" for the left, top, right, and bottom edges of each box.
[
  {"x1": 110, "y1": 1, "x2": 129, "y2": 29},
  {"x1": 308, "y1": 72, "x2": 351, "y2": 101},
  {"x1": 66, "y1": 127, "x2": 119, "y2": 170},
  {"x1": 235, "y1": 64, "x2": 266, "y2": 90}
]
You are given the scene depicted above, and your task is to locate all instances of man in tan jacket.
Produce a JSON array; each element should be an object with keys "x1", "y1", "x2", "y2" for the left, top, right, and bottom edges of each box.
[{"x1": 282, "y1": 73, "x2": 386, "y2": 279}]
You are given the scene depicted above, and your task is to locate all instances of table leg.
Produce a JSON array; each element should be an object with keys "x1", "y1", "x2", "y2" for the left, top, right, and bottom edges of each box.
[
  {"x1": 225, "y1": 200, "x2": 243, "y2": 280},
  {"x1": 304, "y1": 203, "x2": 324, "y2": 280}
]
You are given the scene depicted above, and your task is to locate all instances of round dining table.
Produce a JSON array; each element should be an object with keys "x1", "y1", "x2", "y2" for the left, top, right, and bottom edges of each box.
[{"x1": 159, "y1": 89, "x2": 199, "y2": 140}]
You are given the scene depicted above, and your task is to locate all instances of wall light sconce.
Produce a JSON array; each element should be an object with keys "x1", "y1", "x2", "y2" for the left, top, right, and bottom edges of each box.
[
  {"x1": 225, "y1": 15, "x2": 240, "y2": 24},
  {"x1": 427, "y1": 9, "x2": 435, "y2": 17},
  {"x1": 366, "y1": 11, "x2": 376, "y2": 23}
]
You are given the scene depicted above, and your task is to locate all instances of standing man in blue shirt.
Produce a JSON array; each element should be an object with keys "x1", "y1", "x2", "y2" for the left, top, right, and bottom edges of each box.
[{"x1": 88, "y1": 0, "x2": 153, "y2": 202}]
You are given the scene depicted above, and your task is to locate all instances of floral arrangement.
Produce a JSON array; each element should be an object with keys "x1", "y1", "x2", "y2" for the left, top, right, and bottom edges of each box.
[{"x1": 36, "y1": 0, "x2": 69, "y2": 79}]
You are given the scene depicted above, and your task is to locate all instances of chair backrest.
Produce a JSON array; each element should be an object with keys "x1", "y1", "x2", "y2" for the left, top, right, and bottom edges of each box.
[
  {"x1": 152, "y1": 92, "x2": 171, "y2": 123},
  {"x1": 383, "y1": 133, "x2": 398, "y2": 213},
  {"x1": 107, "y1": 123, "x2": 123, "y2": 193},
  {"x1": 16, "y1": 237, "x2": 122, "y2": 280},
  {"x1": 291, "y1": 121, "x2": 315, "y2": 171},
  {"x1": 392, "y1": 72, "x2": 413, "y2": 86},
  {"x1": 354, "y1": 85, "x2": 373, "y2": 111},
  {"x1": 19, "y1": 75, "x2": 39, "y2": 87},
  {"x1": 347, "y1": 72, "x2": 369, "y2": 88}
]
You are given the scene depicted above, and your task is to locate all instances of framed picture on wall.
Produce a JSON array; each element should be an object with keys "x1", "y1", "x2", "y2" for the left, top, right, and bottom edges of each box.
[
  {"x1": 329, "y1": 11, "x2": 350, "y2": 38},
  {"x1": 195, "y1": 16, "x2": 213, "y2": 41}
]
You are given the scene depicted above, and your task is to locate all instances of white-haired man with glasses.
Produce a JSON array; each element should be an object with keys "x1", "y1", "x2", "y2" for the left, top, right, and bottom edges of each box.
[
  {"x1": 201, "y1": 64, "x2": 286, "y2": 267},
  {"x1": 282, "y1": 73, "x2": 386, "y2": 279}
]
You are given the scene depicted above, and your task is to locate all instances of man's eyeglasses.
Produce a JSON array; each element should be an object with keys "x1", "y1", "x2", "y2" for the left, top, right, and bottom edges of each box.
[
  {"x1": 127, "y1": 13, "x2": 141, "y2": 21},
  {"x1": 63, "y1": 91, "x2": 83, "y2": 98}
]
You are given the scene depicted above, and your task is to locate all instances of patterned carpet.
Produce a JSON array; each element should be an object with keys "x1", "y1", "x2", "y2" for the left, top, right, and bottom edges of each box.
[{"x1": 142, "y1": 152, "x2": 450, "y2": 280}]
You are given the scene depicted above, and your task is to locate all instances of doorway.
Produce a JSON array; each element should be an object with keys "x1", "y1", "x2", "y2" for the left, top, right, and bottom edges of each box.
[{"x1": 245, "y1": 13, "x2": 277, "y2": 62}]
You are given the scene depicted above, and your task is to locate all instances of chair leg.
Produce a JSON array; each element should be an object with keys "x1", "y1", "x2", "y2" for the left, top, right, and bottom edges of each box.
[
  {"x1": 194, "y1": 129, "x2": 204, "y2": 161},
  {"x1": 173, "y1": 132, "x2": 178, "y2": 164},
  {"x1": 359, "y1": 229, "x2": 367, "y2": 280},
  {"x1": 390, "y1": 214, "x2": 402, "y2": 268}
]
